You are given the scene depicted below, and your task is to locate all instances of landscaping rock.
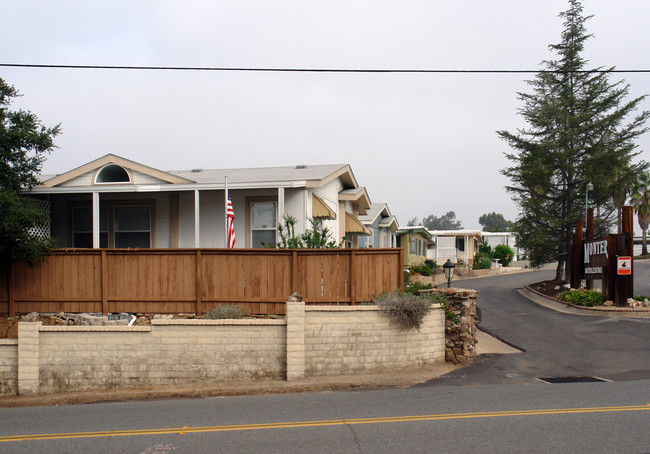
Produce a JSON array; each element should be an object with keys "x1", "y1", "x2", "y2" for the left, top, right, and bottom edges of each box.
[
  {"x1": 287, "y1": 292, "x2": 303, "y2": 302},
  {"x1": 426, "y1": 288, "x2": 479, "y2": 365},
  {"x1": 22, "y1": 312, "x2": 40, "y2": 322}
]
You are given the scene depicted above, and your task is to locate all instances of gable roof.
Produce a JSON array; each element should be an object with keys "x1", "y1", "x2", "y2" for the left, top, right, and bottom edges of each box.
[
  {"x1": 378, "y1": 215, "x2": 398, "y2": 229},
  {"x1": 39, "y1": 154, "x2": 193, "y2": 187},
  {"x1": 397, "y1": 226, "x2": 433, "y2": 240},
  {"x1": 359, "y1": 203, "x2": 391, "y2": 224},
  {"x1": 338, "y1": 187, "x2": 371, "y2": 214},
  {"x1": 37, "y1": 155, "x2": 360, "y2": 192}
]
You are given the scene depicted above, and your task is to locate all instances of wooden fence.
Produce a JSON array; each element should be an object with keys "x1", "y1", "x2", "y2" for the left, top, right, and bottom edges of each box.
[{"x1": 0, "y1": 248, "x2": 404, "y2": 316}]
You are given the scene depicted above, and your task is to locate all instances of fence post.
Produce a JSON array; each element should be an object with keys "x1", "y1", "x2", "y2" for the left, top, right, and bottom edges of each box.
[
  {"x1": 195, "y1": 250, "x2": 203, "y2": 316},
  {"x1": 291, "y1": 250, "x2": 298, "y2": 292},
  {"x1": 398, "y1": 248, "x2": 404, "y2": 291},
  {"x1": 101, "y1": 251, "x2": 108, "y2": 314},
  {"x1": 8, "y1": 263, "x2": 15, "y2": 317},
  {"x1": 350, "y1": 250, "x2": 357, "y2": 304}
]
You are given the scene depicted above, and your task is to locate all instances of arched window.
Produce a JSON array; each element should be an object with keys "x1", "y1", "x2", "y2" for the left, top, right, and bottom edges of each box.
[{"x1": 94, "y1": 164, "x2": 131, "y2": 184}]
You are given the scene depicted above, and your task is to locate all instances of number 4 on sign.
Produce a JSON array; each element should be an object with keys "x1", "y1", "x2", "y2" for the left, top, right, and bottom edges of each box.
[{"x1": 617, "y1": 256, "x2": 632, "y2": 275}]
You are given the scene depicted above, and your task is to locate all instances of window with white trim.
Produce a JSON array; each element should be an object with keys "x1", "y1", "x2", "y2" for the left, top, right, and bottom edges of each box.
[
  {"x1": 94, "y1": 164, "x2": 131, "y2": 184},
  {"x1": 114, "y1": 206, "x2": 151, "y2": 248},
  {"x1": 250, "y1": 201, "x2": 277, "y2": 248}
]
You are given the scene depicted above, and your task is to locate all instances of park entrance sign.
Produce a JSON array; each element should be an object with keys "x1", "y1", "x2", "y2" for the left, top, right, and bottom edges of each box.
[
  {"x1": 570, "y1": 206, "x2": 634, "y2": 306},
  {"x1": 584, "y1": 238, "x2": 608, "y2": 279}
]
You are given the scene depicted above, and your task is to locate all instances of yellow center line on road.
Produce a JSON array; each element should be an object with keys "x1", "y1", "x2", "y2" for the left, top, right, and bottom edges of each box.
[{"x1": 2, "y1": 404, "x2": 650, "y2": 442}]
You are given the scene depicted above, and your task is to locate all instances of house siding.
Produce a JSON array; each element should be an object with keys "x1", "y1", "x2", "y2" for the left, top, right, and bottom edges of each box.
[
  {"x1": 400, "y1": 232, "x2": 429, "y2": 266},
  {"x1": 285, "y1": 188, "x2": 306, "y2": 233},
  {"x1": 359, "y1": 218, "x2": 381, "y2": 248},
  {"x1": 178, "y1": 191, "x2": 196, "y2": 247}
]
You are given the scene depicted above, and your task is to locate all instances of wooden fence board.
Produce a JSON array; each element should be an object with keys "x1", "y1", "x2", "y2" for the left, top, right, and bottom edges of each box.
[{"x1": 0, "y1": 248, "x2": 402, "y2": 315}]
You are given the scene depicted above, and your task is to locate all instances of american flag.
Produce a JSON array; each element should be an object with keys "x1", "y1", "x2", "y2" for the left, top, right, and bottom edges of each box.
[{"x1": 227, "y1": 194, "x2": 236, "y2": 248}]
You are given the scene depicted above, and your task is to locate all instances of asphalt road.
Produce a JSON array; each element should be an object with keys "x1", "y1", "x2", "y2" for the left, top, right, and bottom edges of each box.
[
  {"x1": 423, "y1": 261, "x2": 650, "y2": 387},
  {"x1": 0, "y1": 379, "x2": 649, "y2": 453}
]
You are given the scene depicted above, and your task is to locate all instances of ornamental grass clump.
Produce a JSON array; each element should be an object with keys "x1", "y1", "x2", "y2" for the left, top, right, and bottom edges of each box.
[
  {"x1": 374, "y1": 292, "x2": 433, "y2": 330},
  {"x1": 204, "y1": 304, "x2": 246, "y2": 319},
  {"x1": 558, "y1": 289, "x2": 606, "y2": 307}
]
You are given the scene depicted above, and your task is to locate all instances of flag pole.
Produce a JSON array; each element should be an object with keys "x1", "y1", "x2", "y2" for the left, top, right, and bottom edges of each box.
[{"x1": 224, "y1": 176, "x2": 228, "y2": 248}]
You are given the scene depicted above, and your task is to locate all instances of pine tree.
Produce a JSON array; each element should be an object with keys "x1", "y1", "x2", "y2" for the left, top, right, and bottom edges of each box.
[{"x1": 498, "y1": 0, "x2": 649, "y2": 280}]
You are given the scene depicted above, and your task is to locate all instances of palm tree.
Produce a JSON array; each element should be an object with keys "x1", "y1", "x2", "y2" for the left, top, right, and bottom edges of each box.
[{"x1": 631, "y1": 172, "x2": 650, "y2": 256}]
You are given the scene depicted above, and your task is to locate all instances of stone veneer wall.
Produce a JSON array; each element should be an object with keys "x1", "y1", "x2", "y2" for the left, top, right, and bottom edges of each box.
[
  {"x1": 6, "y1": 302, "x2": 446, "y2": 395},
  {"x1": 427, "y1": 288, "x2": 479, "y2": 365}
]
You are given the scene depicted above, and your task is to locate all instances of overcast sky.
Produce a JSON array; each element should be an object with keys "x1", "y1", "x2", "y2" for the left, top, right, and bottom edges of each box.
[{"x1": 2, "y1": 0, "x2": 649, "y2": 231}]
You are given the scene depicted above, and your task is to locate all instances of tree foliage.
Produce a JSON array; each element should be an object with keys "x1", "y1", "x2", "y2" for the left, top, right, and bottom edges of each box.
[
  {"x1": 497, "y1": 1, "x2": 649, "y2": 279},
  {"x1": 408, "y1": 211, "x2": 462, "y2": 230},
  {"x1": 478, "y1": 212, "x2": 514, "y2": 232},
  {"x1": 0, "y1": 78, "x2": 60, "y2": 266},
  {"x1": 631, "y1": 171, "x2": 650, "y2": 256}
]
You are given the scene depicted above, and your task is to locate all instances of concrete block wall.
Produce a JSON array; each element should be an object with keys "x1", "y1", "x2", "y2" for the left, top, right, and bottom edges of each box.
[
  {"x1": 304, "y1": 306, "x2": 445, "y2": 376},
  {"x1": 37, "y1": 321, "x2": 286, "y2": 394},
  {"x1": 0, "y1": 340, "x2": 18, "y2": 395},
  {"x1": 5, "y1": 303, "x2": 446, "y2": 395}
]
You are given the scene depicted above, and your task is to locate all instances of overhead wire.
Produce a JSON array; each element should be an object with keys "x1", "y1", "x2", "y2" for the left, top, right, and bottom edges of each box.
[{"x1": 1, "y1": 63, "x2": 649, "y2": 74}]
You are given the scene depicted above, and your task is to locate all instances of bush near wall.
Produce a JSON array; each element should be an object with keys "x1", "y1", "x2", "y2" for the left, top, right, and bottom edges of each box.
[
  {"x1": 473, "y1": 251, "x2": 492, "y2": 270},
  {"x1": 558, "y1": 289, "x2": 606, "y2": 307}
]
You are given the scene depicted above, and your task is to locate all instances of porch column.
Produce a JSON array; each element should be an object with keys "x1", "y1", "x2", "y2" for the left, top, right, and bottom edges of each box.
[
  {"x1": 465, "y1": 234, "x2": 469, "y2": 264},
  {"x1": 92, "y1": 192, "x2": 100, "y2": 248},
  {"x1": 278, "y1": 187, "x2": 285, "y2": 245},
  {"x1": 194, "y1": 189, "x2": 200, "y2": 248}
]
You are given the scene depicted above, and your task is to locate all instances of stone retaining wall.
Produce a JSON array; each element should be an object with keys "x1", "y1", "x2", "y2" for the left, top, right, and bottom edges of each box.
[
  {"x1": 422, "y1": 288, "x2": 479, "y2": 364},
  {"x1": 3, "y1": 303, "x2": 446, "y2": 395}
]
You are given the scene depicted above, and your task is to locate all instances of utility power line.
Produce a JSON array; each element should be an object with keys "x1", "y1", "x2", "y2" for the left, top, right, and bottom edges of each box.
[{"x1": 1, "y1": 63, "x2": 649, "y2": 74}]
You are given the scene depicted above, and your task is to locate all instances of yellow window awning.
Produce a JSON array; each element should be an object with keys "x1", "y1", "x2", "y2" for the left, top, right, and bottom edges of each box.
[
  {"x1": 345, "y1": 212, "x2": 371, "y2": 235},
  {"x1": 313, "y1": 194, "x2": 336, "y2": 219}
]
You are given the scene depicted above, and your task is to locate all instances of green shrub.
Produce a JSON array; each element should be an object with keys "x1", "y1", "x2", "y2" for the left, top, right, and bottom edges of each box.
[
  {"x1": 420, "y1": 291, "x2": 458, "y2": 324},
  {"x1": 409, "y1": 264, "x2": 431, "y2": 276},
  {"x1": 425, "y1": 259, "x2": 440, "y2": 269},
  {"x1": 478, "y1": 244, "x2": 492, "y2": 255},
  {"x1": 204, "y1": 304, "x2": 246, "y2": 319},
  {"x1": 473, "y1": 251, "x2": 492, "y2": 270},
  {"x1": 633, "y1": 295, "x2": 648, "y2": 302},
  {"x1": 492, "y1": 244, "x2": 515, "y2": 267},
  {"x1": 404, "y1": 281, "x2": 433, "y2": 295},
  {"x1": 374, "y1": 292, "x2": 433, "y2": 330},
  {"x1": 558, "y1": 289, "x2": 606, "y2": 307}
]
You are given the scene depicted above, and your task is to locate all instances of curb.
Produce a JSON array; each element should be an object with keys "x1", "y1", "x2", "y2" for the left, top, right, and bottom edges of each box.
[{"x1": 519, "y1": 286, "x2": 650, "y2": 318}]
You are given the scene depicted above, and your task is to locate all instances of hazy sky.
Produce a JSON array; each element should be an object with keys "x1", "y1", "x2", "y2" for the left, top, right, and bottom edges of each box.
[{"x1": 2, "y1": 0, "x2": 649, "y2": 230}]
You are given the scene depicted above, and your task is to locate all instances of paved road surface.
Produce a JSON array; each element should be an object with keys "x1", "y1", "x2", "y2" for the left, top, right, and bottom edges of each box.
[
  {"x1": 422, "y1": 261, "x2": 650, "y2": 387},
  {"x1": 0, "y1": 379, "x2": 649, "y2": 453}
]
